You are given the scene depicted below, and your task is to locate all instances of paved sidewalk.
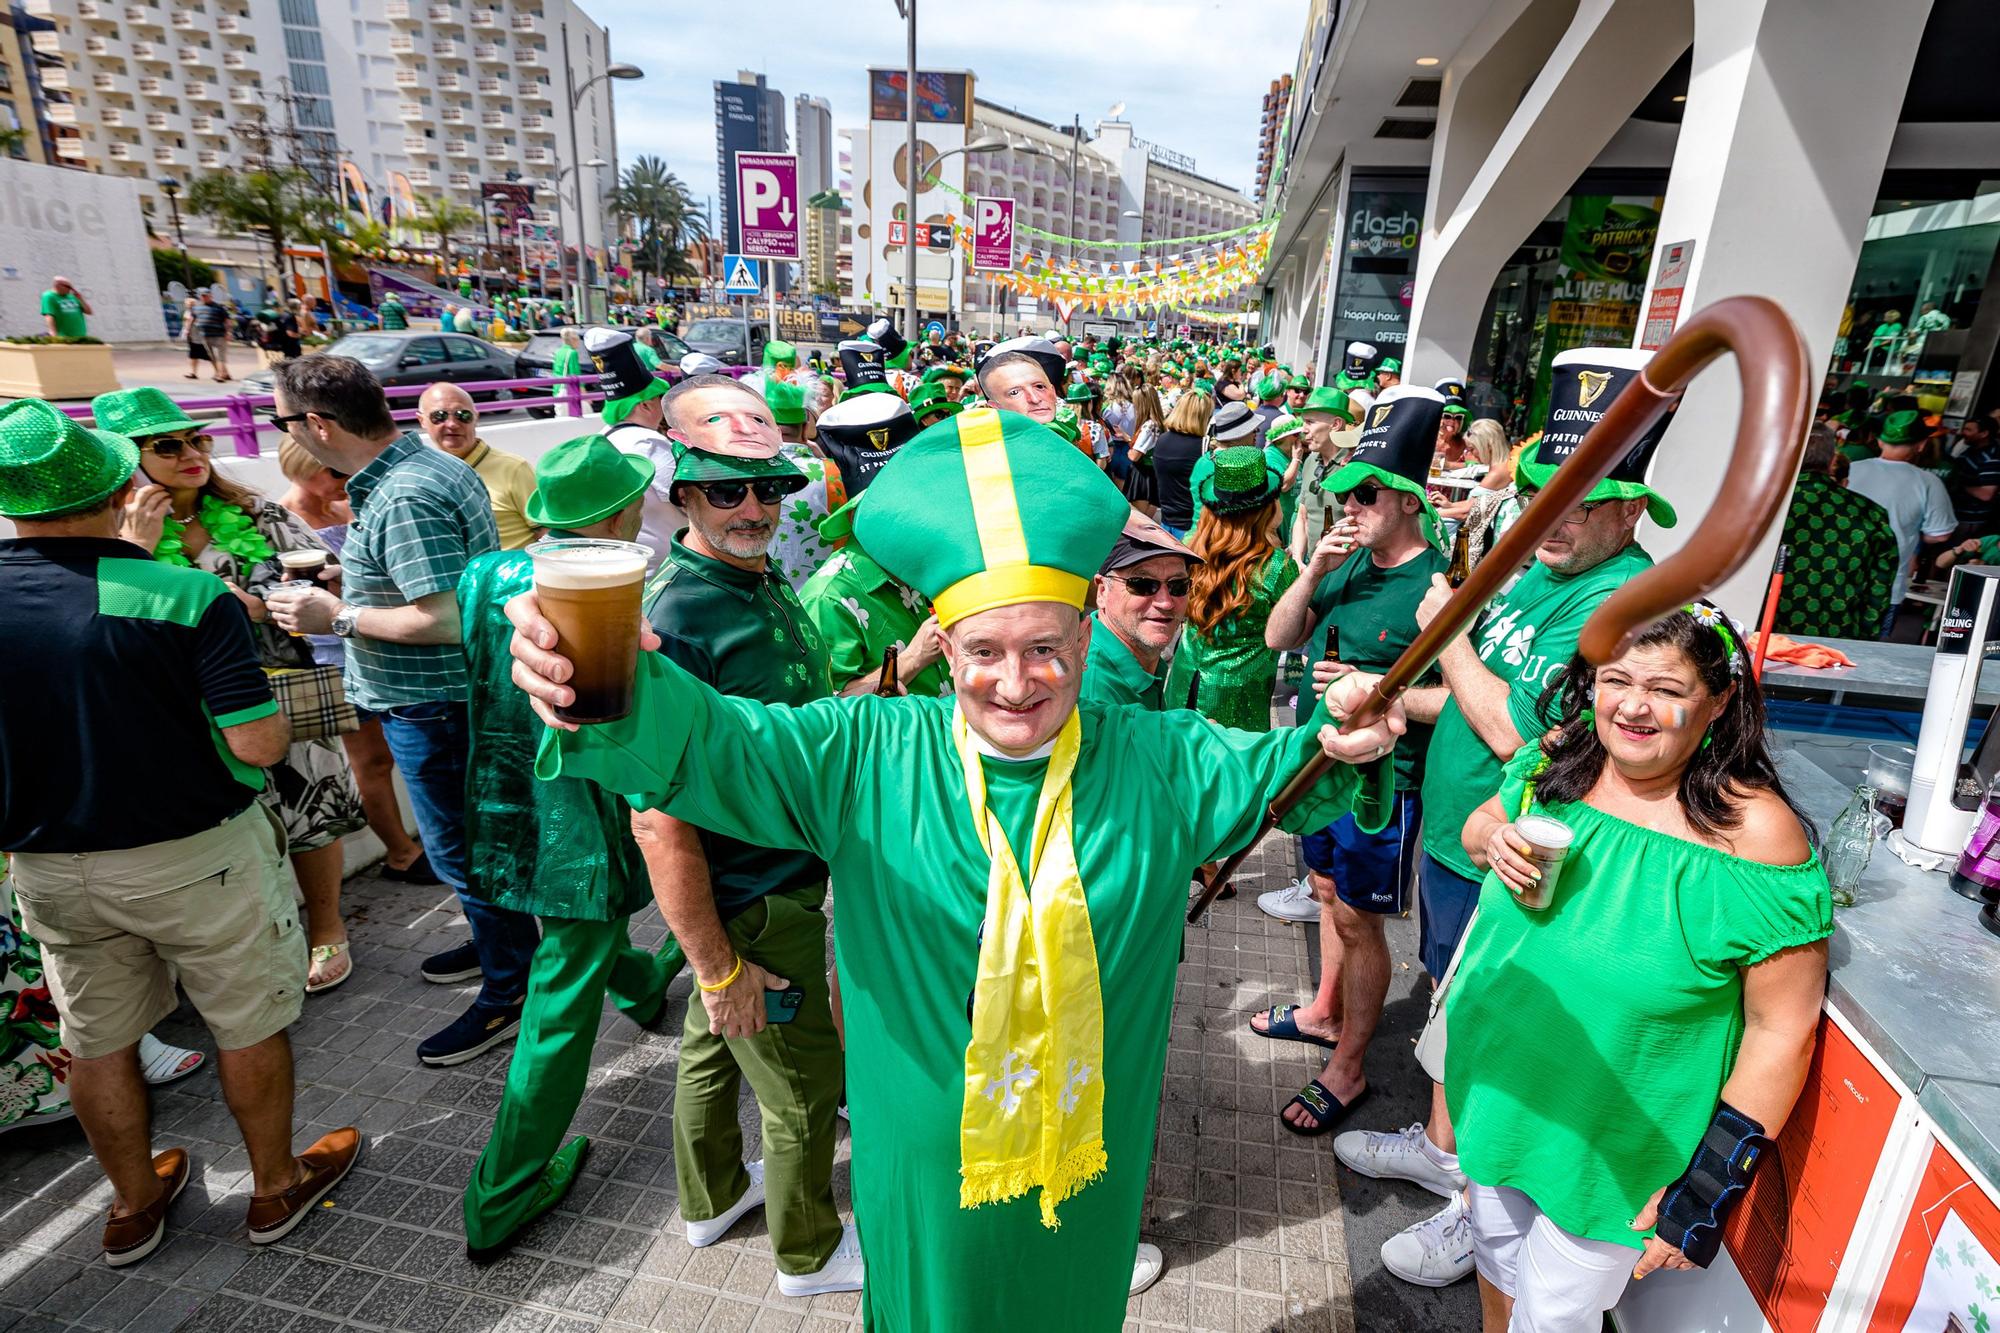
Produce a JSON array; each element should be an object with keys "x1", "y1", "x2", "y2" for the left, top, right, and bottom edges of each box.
[{"x1": 0, "y1": 832, "x2": 1476, "y2": 1332}]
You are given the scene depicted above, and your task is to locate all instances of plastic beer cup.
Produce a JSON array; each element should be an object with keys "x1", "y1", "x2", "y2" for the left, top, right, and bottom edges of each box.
[
  {"x1": 1511, "y1": 814, "x2": 1574, "y2": 911},
  {"x1": 529, "y1": 538, "x2": 652, "y2": 724}
]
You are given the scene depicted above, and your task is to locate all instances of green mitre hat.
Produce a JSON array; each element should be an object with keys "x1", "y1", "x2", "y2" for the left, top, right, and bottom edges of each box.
[
  {"x1": 851, "y1": 407, "x2": 1128, "y2": 627},
  {"x1": 1514, "y1": 347, "x2": 1678, "y2": 527},
  {"x1": 1324, "y1": 385, "x2": 1448, "y2": 550}
]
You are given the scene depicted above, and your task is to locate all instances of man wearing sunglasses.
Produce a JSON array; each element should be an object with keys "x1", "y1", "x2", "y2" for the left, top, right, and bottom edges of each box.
[
  {"x1": 1336, "y1": 349, "x2": 1674, "y2": 1291},
  {"x1": 1083, "y1": 511, "x2": 1199, "y2": 712},
  {"x1": 418, "y1": 382, "x2": 540, "y2": 550},
  {"x1": 625, "y1": 373, "x2": 863, "y2": 1298}
]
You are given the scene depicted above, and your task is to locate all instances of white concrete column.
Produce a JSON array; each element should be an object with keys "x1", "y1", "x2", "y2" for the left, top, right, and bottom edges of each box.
[
  {"x1": 1634, "y1": 0, "x2": 1933, "y2": 619},
  {"x1": 1404, "y1": 0, "x2": 1694, "y2": 380}
]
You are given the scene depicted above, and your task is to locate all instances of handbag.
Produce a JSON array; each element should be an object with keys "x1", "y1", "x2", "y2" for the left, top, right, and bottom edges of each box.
[{"x1": 265, "y1": 664, "x2": 358, "y2": 741}]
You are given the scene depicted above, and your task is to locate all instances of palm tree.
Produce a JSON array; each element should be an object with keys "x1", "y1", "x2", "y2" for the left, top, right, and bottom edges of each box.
[
  {"x1": 188, "y1": 168, "x2": 336, "y2": 288},
  {"x1": 610, "y1": 156, "x2": 708, "y2": 293},
  {"x1": 410, "y1": 195, "x2": 482, "y2": 281}
]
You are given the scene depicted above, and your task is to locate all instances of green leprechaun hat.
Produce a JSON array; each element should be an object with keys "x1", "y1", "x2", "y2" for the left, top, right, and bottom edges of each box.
[
  {"x1": 0, "y1": 397, "x2": 139, "y2": 519},
  {"x1": 1324, "y1": 385, "x2": 1449, "y2": 550},
  {"x1": 853, "y1": 407, "x2": 1129, "y2": 627},
  {"x1": 1515, "y1": 347, "x2": 1678, "y2": 527},
  {"x1": 1195, "y1": 445, "x2": 1281, "y2": 517},
  {"x1": 525, "y1": 434, "x2": 656, "y2": 529},
  {"x1": 1299, "y1": 385, "x2": 1355, "y2": 422},
  {"x1": 90, "y1": 386, "x2": 200, "y2": 441},
  {"x1": 763, "y1": 378, "x2": 806, "y2": 426},
  {"x1": 909, "y1": 379, "x2": 962, "y2": 425}
]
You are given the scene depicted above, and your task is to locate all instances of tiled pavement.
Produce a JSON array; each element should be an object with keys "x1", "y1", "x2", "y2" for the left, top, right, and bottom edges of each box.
[{"x1": 0, "y1": 817, "x2": 1475, "y2": 1332}]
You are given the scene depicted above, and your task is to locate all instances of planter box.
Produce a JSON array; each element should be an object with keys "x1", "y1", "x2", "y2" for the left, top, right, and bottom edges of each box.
[{"x1": 0, "y1": 343, "x2": 119, "y2": 399}]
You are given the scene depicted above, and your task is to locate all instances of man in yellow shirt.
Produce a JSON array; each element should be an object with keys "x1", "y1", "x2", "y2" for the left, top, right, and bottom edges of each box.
[{"x1": 419, "y1": 382, "x2": 541, "y2": 549}]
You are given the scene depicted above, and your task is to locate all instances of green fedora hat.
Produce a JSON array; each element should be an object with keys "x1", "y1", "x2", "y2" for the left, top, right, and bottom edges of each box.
[
  {"x1": 1063, "y1": 380, "x2": 1098, "y2": 403},
  {"x1": 525, "y1": 435, "x2": 656, "y2": 529},
  {"x1": 1880, "y1": 409, "x2": 1927, "y2": 445},
  {"x1": 1515, "y1": 347, "x2": 1678, "y2": 527},
  {"x1": 669, "y1": 441, "x2": 807, "y2": 489},
  {"x1": 852, "y1": 406, "x2": 1128, "y2": 626},
  {"x1": 1299, "y1": 385, "x2": 1355, "y2": 422},
  {"x1": 91, "y1": 386, "x2": 200, "y2": 441},
  {"x1": 1196, "y1": 445, "x2": 1282, "y2": 516},
  {"x1": 0, "y1": 398, "x2": 139, "y2": 519}
]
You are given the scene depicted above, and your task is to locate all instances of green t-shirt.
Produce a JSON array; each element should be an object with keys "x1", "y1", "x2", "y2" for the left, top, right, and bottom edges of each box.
[
  {"x1": 1419, "y1": 542, "x2": 1654, "y2": 878},
  {"x1": 1301, "y1": 545, "x2": 1447, "y2": 790},
  {"x1": 1446, "y1": 741, "x2": 1832, "y2": 1250},
  {"x1": 378, "y1": 299, "x2": 409, "y2": 331},
  {"x1": 40, "y1": 289, "x2": 86, "y2": 337},
  {"x1": 1081, "y1": 612, "x2": 1168, "y2": 712}
]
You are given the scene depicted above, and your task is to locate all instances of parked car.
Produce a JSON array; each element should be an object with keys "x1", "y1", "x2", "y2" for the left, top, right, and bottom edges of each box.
[
  {"x1": 239, "y1": 331, "x2": 521, "y2": 398},
  {"x1": 681, "y1": 317, "x2": 770, "y2": 367}
]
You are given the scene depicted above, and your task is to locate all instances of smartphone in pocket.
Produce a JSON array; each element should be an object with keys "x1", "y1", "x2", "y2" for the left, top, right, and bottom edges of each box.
[{"x1": 765, "y1": 987, "x2": 804, "y2": 1024}]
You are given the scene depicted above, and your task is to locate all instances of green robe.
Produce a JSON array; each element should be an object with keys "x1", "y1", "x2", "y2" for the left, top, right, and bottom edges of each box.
[{"x1": 538, "y1": 651, "x2": 1389, "y2": 1332}]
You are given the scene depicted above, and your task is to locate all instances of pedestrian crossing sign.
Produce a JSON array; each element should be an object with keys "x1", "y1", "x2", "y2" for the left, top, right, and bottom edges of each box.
[{"x1": 723, "y1": 254, "x2": 762, "y2": 295}]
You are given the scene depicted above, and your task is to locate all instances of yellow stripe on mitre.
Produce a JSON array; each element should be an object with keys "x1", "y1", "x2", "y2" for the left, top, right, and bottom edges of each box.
[{"x1": 933, "y1": 408, "x2": 1085, "y2": 627}]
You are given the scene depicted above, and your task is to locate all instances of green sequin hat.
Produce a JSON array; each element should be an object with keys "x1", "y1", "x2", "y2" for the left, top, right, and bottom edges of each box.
[
  {"x1": 525, "y1": 434, "x2": 656, "y2": 529},
  {"x1": 1299, "y1": 385, "x2": 1356, "y2": 422},
  {"x1": 1324, "y1": 385, "x2": 1447, "y2": 548},
  {"x1": 90, "y1": 386, "x2": 200, "y2": 440},
  {"x1": 852, "y1": 407, "x2": 1128, "y2": 626},
  {"x1": 763, "y1": 378, "x2": 806, "y2": 426},
  {"x1": 0, "y1": 397, "x2": 138, "y2": 519},
  {"x1": 1515, "y1": 347, "x2": 1679, "y2": 527},
  {"x1": 1196, "y1": 444, "x2": 1280, "y2": 516},
  {"x1": 1880, "y1": 409, "x2": 1926, "y2": 445}
]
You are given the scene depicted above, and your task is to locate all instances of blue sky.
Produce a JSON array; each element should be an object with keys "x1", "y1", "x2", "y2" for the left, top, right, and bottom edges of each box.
[{"x1": 595, "y1": 0, "x2": 1309, "y2": 210}]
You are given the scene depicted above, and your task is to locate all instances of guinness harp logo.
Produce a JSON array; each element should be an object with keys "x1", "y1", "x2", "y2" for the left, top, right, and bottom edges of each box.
[
  {"x1": 590, "y1": 354, "x2": 608, "y2": 373},
  {"x1": 1576, "y1": 370, "x2": 1615, "y2": 410},
  {"x1": 1369, "y1": 403, "x2": 1393, "y2": 429},
  {"x1": 866, "y1": 427, "x2": 891, "y2": 449}
]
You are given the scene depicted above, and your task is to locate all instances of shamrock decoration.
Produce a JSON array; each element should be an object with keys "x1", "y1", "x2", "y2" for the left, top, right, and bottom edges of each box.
[{"x1": 1968, "y1": 1301, "x2": 1989, "y2": 1333}]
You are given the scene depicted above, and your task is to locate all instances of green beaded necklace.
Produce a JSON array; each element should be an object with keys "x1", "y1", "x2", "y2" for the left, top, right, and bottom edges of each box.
[{"x1": 154, "y1": 494, "x2": 275, "y2": 569}]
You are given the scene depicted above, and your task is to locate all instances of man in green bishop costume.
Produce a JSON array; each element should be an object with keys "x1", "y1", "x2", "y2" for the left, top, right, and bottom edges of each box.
[
  {"x1": 457, "y1": 436, "x2": 685, "y2": 1258},
  {"x1": 505, "y1": 407, "x2": 1408, "y2": 1330}
]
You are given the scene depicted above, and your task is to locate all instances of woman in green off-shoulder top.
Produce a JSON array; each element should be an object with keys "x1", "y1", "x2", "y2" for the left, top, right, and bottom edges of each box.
[{"x1": 1445, "y1": 602, "x2": 1832, "y2": 1331}]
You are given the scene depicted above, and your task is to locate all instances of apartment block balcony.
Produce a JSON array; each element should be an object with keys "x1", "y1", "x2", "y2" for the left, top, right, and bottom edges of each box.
[
  {"x1": 216, "y1": 14, "x2": 243, "y2": 34},
  {"x1": 198, "y1": 149, "x2": 222, "y2": 168},
  {"x1": 170, "y1": 9, "x2": 195, "y2": 27},
  {"x1": 519, "y1": 82, "x2": 550, "y2": 104},
  {"x1": 83, "y1": 35, "x2": 109, "y2": 54},
  {"x1": 130, "y1": 40, "x2": 161, "y2": 61},
  {"x1": 185, "y1": 80, "x2": 217, "y2": 101},
  {"x1": 393, "y1": 69, "x2": 421, "y2": 87},
  {"x1": 426, "y1": 4, "x2": 455, "y2": 22},
  {"x1": 178, "y1": 46, "x2": 212, "y2": 66},
  {"x1": 221, "y1": 52, "x2": 246, "y2": 70},
  {"x1": 437, "y1": 73, "x2": 464, "y2": 91},
  {"x1": 152, "y1": 143, "x2": 183, "y2": 165},
  {"x1": 145, "y1": 111, "x2": 168, "y2": 128},
  {"x1": 473, "y1": 43, "x2": 502, "y2": 62},
  {"x1": 107, "y1": 142, "x2": 134, "y2": 161},
  {"x1": 386, "y1": 0, "x2": 415, "y2": 19},
  {"x1": 91, "y1": 71, "x2": 127, "y2": 93},
  {"x1": 448, "y1": 172, "x2": 472, "y2": 190},
  {"x1": 54, "y1": 136, "x2": 89, "y2": 160},
  {"x1": 476, "y1": 77, "x2": 503, "y2": 95},
  {"x1": 433, "y1": 38, "x2": 460, "y2": 58},
  {"x1": 470, "y1": 8, "x2": 499, "y2": 27},
  {"x1": 136, "y1": 76, "x2": 164, "y2": 95},
  {"x1": 389, "y1": 34, "x2": 416, "y2": 54},
  {"x1": 440, "y1": 107, "x2": 465, "y2": 124},
  {"x1": 22, "y1": 0, "x2": 54, "y2": 16},
  {"x1": 399, "y1": 101, "x2": 426, "y2": 119},
  {"x1": 45, "y1": 101, "x2": 76, "y2": 124},
  {"x1": 403, "y1": 136, "x2": 429, "y2": 154},
  {"x1": 40, "y1": 64, "x2": 74, "y2": 91},
  {"x1": 188, "y1": 114, "x2": 214, "y2": 133},
  {"x1": 99, "y1": 106, "x2": 127, "y2": 126},
  {"x1": 483, "y1": 142, "x2": 513, "y2": 161},
  {"x1": 229, "y1": 85, "x2": 259, "y2": 104},
  {"x1": 445, "y1": 139, "x2": 473, "y2": 156},
  {"x1": 518, "y1": 113, "x2": 545, "y2": 131},
  {"x1": 29, "y1": 28, "x2": 60, "y2": 53},
  {"x1": 125, "y1": 4, "x2": 164, "y2": 27},
  {"x1": 523, "y1": 147, "x2": 552, "y2": 166},
  {"x1": 480, "y1": 110, "x2": 504, "y2": 127},
  {"x1": 510, "y1": 12, "x2": 538, "y2": 32},
  {"x1": 405, "y1": 167, "x2": 432, "y2": 186}
]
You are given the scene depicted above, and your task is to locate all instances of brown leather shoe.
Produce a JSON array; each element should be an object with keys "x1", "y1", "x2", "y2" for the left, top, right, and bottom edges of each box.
[
  {"x1": 245, "y1": 1127, "x2": 362, "y2": 1245},
  {"x1": 103, "y1": 1148, "x2": 190, "y2": 1267}
]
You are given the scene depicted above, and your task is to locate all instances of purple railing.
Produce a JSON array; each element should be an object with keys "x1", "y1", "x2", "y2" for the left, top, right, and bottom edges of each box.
[{"x1": 59, "y1": 365, "x2": 750, "y2": 458}]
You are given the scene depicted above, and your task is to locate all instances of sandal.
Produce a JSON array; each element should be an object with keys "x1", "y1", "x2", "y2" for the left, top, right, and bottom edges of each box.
[
  {"x1": 1281, "y1": 1079, "x2": 1369, "y2": 1137},
  {"x1": 307, "y1": 940, "x2": 354, "y2": 995},
  {"x1": 137, "y1": 1033, "x2": 205, "y2": 1086},
  {"x1": 1249, "y1": 1004, "x2": 1339, "y2": 1051}
]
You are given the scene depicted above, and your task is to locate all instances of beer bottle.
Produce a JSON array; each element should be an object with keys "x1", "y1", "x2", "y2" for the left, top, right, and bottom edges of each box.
[
  {"x1": 1446, "y1": 523, "x2": 1473, "y2": 589},
  {"x1": 877, "y1": 643, "x2": 900, "y2": 695},
  {"x1": 1323, "y1": 625, "x2": 1341, "y2": 665}
]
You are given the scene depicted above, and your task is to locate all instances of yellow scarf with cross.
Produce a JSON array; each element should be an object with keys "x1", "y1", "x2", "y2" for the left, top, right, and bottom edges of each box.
[{"x1": 951, "y1": 706, "x2": 1107, "y2": 1228}]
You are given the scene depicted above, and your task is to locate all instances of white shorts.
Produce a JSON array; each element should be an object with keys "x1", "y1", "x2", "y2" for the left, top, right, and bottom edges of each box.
[{"x1": 1466, "y1": 1183, "x2": 1635, "y2": 1331}]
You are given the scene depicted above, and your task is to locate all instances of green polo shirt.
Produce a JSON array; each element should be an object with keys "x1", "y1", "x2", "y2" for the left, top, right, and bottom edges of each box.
[
  {"x1": 1081, "y1": 612, "x2": 1168, "y2": 711},
  {"x1": 645, "y1": 531, "x2": 834, "y2": 920}
]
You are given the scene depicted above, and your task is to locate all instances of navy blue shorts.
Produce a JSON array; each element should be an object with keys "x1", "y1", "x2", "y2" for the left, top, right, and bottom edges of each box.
[
  {"x1": 1301, "y1": 791, "x2": 1421, "y2": 915},
  {"x1": 1417, "y1": 853, "x2": 1484, "y2": 981}
]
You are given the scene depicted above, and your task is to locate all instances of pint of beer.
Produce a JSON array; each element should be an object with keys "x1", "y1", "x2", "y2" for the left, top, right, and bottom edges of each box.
[
  {"x1": 278, "y1": 549, "x2": 328, "y2": 581},
  {"x1": 529, "y1": 538, "x2": 653, "y2": 724}
]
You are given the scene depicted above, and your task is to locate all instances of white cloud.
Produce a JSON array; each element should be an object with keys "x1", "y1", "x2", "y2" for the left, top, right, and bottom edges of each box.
[{"x1": 595, "y1": 0, "x2": 1308, "y2": 204}]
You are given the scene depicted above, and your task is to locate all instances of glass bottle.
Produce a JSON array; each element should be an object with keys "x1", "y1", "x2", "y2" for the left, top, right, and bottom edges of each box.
[
  {"x1": 1823, "y1": 783, "x2": 1878, "y2": 908},
  {"x1": 1950, "y1": 773, "x2": 2000, "y2": 904},
  {"x1": 1447, "y1": 523, "x2": 1473, "y2": 589}
]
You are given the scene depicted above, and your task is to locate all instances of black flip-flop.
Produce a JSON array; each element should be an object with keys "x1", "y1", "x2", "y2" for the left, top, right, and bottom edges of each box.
[
  {"x1": 1281, "y1": 1079, "x2": 1369, "y2": 1137},
  {"x1": 1250, "y1": 1004, "x2": 1339, "y2": 1051}
]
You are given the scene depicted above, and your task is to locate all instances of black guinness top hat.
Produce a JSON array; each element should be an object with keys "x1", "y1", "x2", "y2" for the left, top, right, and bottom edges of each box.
[
  {"x1": 1337, "y1": 341, "x2": 1379, "y2": 388},
  {"x1": 864, "y1": 316, "x2": 909, "y2": 366},
  {"x1": 1433, "y1": 376, "x2": 1468, "y2": 417},
  {"x1": 585, "y1": 328, "x2": 657, "y2": 403},
  {"x1": 838, "y1": 339, "x2": 893, "y2": 400},
  {"x1": 1324, "y1": 385, "x2": 1447, "y2": 549},
  {"x1": 1517, "y1": 347, "x2": 1678, "y2": 527},
  {"x1": 813, "y1": 390, "x2": 918, "y2": 496}
]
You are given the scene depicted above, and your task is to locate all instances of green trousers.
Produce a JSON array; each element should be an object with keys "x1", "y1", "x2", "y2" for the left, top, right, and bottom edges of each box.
[
  {"x1": 463, "y1": 915, "x2": 683, "y2": 1249},
  {"x1": 675, "y1": 883, "x2": 843, "y2": 1276}
]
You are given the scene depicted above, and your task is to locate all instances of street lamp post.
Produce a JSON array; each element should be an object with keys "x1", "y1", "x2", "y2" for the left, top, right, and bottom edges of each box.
[
  {"x1": 158, "y1": 175, "x2": 188, "y2": 296},
  {"x1": 912, "y1": 140, "x2": 1003, "y2": 333},
  {"x1": 555, "y1": 157, "x2": 610, "y2": 317},
  {"x1": 893, "y1": 0, "x2": 919, "y2": 343},
  {"x1": 559, "y1": 22, "x2": 642, "y2": 324}
]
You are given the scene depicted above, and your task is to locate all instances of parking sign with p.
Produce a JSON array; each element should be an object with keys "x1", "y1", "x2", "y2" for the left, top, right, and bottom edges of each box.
[{"x1": 971, "y1": 196, "x2": 1015, "y2": 272}]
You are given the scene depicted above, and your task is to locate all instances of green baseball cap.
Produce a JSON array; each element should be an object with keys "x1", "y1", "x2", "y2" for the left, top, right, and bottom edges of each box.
[
  {"x1": 524, "y1": 434, "x2": 656, "y2": 529},
  {"x1": 90, "y1": 386, "x2": 200, "y2": 441},
  {"x1": 0, "y1": 398, "x2": 139, "y2": 519}
]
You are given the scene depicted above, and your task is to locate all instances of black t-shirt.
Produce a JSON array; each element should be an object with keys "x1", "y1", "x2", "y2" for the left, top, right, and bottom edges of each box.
[
  {"x1": 0, "y1": 538, "x2": 277, "y2": 852},
  {"x1": 1152, "y1": 429, "x2": 1206, "y2": 530}
]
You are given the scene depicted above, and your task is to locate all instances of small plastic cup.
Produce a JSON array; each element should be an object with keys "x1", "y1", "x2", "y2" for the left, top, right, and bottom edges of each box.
[
  {"x1": 271, "y1": 579, "x2": 317, "y2": 637},
  {"x1": 1512, "y1": 814, "x2": 1575, "y2": 911}
]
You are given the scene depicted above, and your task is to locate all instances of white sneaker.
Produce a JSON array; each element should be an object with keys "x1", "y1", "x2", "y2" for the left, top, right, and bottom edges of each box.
[
  {"x1": 1380, "y1": 1193, "x2": 1474, "y2": 1288},
  {"x1": 685, "y1": 1159, "x2": 765, "y2": 1247},
  {"x1": 1130, "y1": 1242, "x2": 1164, "y2": 1296},
  {"x1": 1332, "y1": 1123, "x2": 1467, "y2": 1198},
  {"x1": 1257, "y1": 878, "x2": 1321, "y2": 923},
  {"x1": 777, "y1": 1221, "x2": 866, "y2": 1296}
]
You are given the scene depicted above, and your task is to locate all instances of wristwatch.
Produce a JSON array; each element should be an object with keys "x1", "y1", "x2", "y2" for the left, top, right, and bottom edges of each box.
[{"x1": 331, "y1": 603, "x2": 360, "y2": 638}]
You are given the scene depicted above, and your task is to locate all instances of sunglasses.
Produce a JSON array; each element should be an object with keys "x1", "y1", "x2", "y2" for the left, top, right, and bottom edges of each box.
[
  {"x1": 139, "y1": 431, "x2": 213, "y2": 457},
  {"x1": 1110, "y1": 574, "x2": 1191, "y2": 597},
  {"x1": 1518, "y1": 491, "x2": 1617, "y2": 525},
  {"x1": 690, "y1": 479, "x2": 796, "y2": 510},
  {"x1": 426, "y1": 408, "x2": 475, "y2": 425},
  {"x1": 1334, "y1": 483, "x2": 1381, "y2": 506},
  {"x1": 265, "y1": 409, "x2": 311, "y2": 430}
]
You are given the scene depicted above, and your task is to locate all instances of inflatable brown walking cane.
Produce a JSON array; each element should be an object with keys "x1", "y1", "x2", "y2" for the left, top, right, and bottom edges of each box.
[{"x1": 1187, "y1": 295, "x2": 1814, "y2": 924}]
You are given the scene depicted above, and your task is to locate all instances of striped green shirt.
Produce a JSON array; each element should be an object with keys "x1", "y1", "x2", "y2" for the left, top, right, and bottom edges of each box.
[{"x1": 339, "y1": 431, "x2": 499, "y2": 710}]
